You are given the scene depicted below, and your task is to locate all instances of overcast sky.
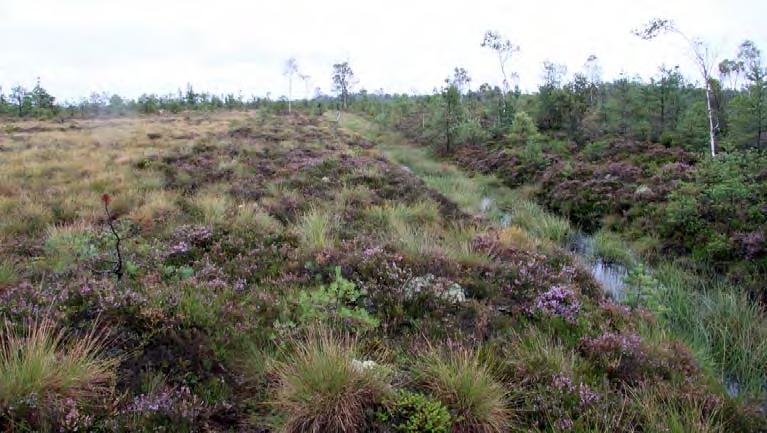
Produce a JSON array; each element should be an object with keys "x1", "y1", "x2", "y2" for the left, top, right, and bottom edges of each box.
[{"x1": 1, "y1": 0, "x2": 764, "y2": 101}]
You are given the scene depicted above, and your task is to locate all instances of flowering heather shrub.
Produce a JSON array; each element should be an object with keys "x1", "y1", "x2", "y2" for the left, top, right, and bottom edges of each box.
[
  {"x1": 2, "y1": 395, "x2": 98, "y2": 432},
  {"x1": 163, "y1": 225, "x2": 213, "y2": 263},
  {"x1": 507, "y1": 367, "x2": 611, "y2": 432},
  {"x1": 734, "y1": 230, "x2": 766, "y2": 259},
  {"x1": 471, "y1": 231, "x2": 500, "y2": 258},
  {"x1": 582, "y1": 332, "x2": 643, "y2": 358},
  {"x1": 534, "y1": 286, "x2": 581, "y2": 324},
  {"x1": 119, "y1": 385, "x2": 208, "y2": 431},
  {"x1": 495, "y1": 249, "x2": 586, "y2": 309},
  {"x1": 551, "y1": 374, "x2": 601, "y2": 409},
  {"x1": 0, "y1": 278, "x2": 146, "y2": 324},
  {"x1": 595, "y1": 300, "x2": 644, "y2": 332},
  {"x1": 580, "y1": 332, "x2": 651, "y2": 384},
  {"x1": 190, "y1": 256, "x2": 229, "y2": 290}
]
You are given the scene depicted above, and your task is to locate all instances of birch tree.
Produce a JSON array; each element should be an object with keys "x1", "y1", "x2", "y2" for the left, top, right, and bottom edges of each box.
[
  {"x1": 737, "y1": 40, "x2": 766, "y2": 148},
  {"x1": 283, "y1": 57, "x2": 299, "y2": 113},
  {"x1": 331, "y1": 61, "x2": 355, "y2": 110},
  {"x1": 481, "y1": 30, "x2": 520, "y2": 127},
  {"x1": 634, "y1": 19, "x2": 719, "y2": 157}
]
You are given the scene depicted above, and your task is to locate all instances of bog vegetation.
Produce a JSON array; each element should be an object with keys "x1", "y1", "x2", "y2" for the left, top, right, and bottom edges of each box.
[{"x1": 0, "y1": 24, "x2": 766, "y2": 433}]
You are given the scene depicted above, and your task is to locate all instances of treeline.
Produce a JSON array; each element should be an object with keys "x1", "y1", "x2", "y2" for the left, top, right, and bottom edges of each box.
[
  {"x1": 343, "y1": 38, "x2": 766, "y2": 292},
  {"x1": 352, "y1": 41, "x2": 765, "y2": 154},
  {"x1": 0, "y1": 82, "x2": 324, "y2": 119},
  {"x1": 3, "y1": 37, "x2": 764, "y2": 154}
]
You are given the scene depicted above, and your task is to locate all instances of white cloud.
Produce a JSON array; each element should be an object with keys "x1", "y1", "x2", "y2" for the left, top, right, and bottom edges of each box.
[{"x1": 0, "y1": 0, "x2": 764, "y2": 100}]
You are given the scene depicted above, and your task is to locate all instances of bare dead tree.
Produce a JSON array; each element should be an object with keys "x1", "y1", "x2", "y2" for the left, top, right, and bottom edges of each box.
[{"x1": 100, "y1": 194, "x2": 123, "y2": 281}]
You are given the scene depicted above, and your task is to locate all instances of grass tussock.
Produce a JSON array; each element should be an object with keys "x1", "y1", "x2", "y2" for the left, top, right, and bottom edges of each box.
[
  {"x1": 0, "y1": 319, "x2": 117, "y2": 406},
  {"x1": 656, "y1": 264, "x2": 767, "y2": 398},
  {"x1": 234, "y1": 202, "x2": 283, "y2": 234},
  {"x1": 414, "y1": 347, "x2": 511, "y2": 433},
  {"x1": 509, "y1": 200, "x2": 573, "y2": 246},
  {"x1": 632, "y1": 385, "x2": 724, "y2": 433},
  {"x1": 272, "y1": 330, "x2": 390, "y2": 433},
  {"x1": 503, "y1": 329, "x2": 576, "y2": 381},
  {"x1": 592, "y1": 228, "x2": 635, "y2": 266},
  {"x1": 0, "y1": 260, "x2": 19, "y2": 287},
  {"x1": 191, "y1": 190, "x2": 231, "y2": 226},
  {"x1": 497, "y1": 225, "x2": 540, "y2": 251},
  {"x1": 295, "y1": 206, "x2": 337, "y2": 252}
]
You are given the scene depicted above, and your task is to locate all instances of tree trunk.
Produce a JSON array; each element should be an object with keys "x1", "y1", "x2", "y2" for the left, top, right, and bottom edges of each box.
[
  {"x1": 705, "y1": 84, "x2": 717, "y2": 157},
  {"x1": 756, "y1": 86, "x2": 763, "y2": 149}
]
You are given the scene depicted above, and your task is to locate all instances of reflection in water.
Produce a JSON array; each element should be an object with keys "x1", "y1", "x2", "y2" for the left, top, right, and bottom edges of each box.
[
  {"x1": 570, "y1": 232, "x2": 628, "y2": 301},
  {"x1": 726, "y1": 377, "x2": 740, "y2": 398},
  {"x1": 500, "y1": 213, "x2": 512, "y2": 228},
  {"x1": 590, "y1": 260, "x2": 628, "y2": 301},
  {"x1": 481, "y1": 196, "x2": 493, "y2": 213}
]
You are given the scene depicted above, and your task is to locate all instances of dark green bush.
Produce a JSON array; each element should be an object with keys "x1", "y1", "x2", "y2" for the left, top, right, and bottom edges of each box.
[{"x1": 378, "y1": 391, "x2": 452, "y2": 433}]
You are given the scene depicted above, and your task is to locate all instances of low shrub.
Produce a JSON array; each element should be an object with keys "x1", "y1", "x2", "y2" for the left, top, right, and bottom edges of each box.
[{"x1": 377, "y1": 390, "x2": 452, "y2": 433}]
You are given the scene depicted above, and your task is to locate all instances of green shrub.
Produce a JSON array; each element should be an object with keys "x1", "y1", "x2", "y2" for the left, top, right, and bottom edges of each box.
[
  {"x1": 624, "y1": 264, "x2": 666, "y2": 314},
  {"x1": 293, "y1": 266, "x2": 379, "y2": 332},
  {"x1": 582, "y1": 140, "x2": 609, "y2": 161},
  {"x1": 378, "y1": 391, "x2": 451, "y2": 433},
  {"x1": 517, "y1": 141, "x2": 546, "y2": 167},
  {"x1": 456, "y1": 120, "x2": 490, "y2": 146},
  {"x1": 506, "y1": 111, "x2": 538, "y2": 146}
]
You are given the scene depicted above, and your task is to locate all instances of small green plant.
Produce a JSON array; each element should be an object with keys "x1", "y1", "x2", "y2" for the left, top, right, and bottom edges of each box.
[
  {"x1": 624, "y1": 264, "x2": 666, "y2": 315},
  {"x1": 272, "y1": 330, "x2": 390, "y2": 433},
  {"x1": 161, "y1": 264, "x2": 195, "y2": 282},
  {"x1": 177, "y1": 285, "x2": 219, "y2": 329},
  {"x1": 582, "y1": 139, "x2": 609, "y2": 161},
  {"x1": 295, "y1": 266, "x2": 379, "y2": 331},
  {"x1": 506, "y1": 111, "x2": 539, "y2": 146},
  {"x1": 43, "y1": 224, "x2": 98, "y2": 273},
  {"x1": 378, "y1": 390, "x2": 452, "y2": 433}
]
